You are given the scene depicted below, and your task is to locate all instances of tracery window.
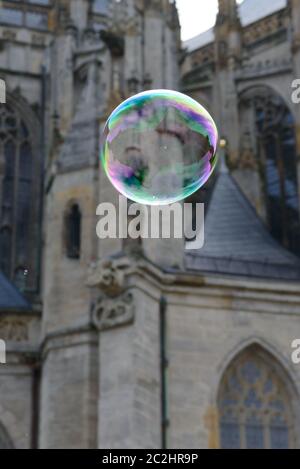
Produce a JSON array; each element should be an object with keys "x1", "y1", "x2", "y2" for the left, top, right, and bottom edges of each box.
[
  {"x1": 218, "y1": 347, "x2": 295, "y2": 449},
  {"x1": 239, "y1": 87, "x2": 300, "y2": 256},
  {"x1": 0, "y1": 103, "x2": 38, "y2": 290}
]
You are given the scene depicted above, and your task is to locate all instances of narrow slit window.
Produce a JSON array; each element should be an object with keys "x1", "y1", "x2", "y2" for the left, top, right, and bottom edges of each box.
[{"x1": 65, "y1": 204, "x2": 81, "y2": 259}]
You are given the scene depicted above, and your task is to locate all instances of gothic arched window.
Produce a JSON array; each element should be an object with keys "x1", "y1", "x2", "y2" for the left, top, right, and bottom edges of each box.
[
  {"x1": 65, "y1": 203, "x2": 81, "y2": 260},
  {"x1": 218, "y1": 346, "x2": 295, "y2": 449},
  {"x1": 0, "y1": 105, "x2": 38, "y2": 279},
  {"x1": 239, "y1": 87, "x2": 300, "y2": 256},
  {"x1": 0, "y1": 102, "x2": 39, "y2": 290}
]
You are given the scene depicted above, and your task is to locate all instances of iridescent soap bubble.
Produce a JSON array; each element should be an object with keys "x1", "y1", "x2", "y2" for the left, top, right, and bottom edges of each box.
[{"x1": 100, "y1": 89, "x2": 218, "y2": 205}]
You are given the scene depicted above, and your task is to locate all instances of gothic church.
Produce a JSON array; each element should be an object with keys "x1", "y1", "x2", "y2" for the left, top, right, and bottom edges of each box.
[{"x1": 0, "y1": 0, "x2": 300, "y2": 449}]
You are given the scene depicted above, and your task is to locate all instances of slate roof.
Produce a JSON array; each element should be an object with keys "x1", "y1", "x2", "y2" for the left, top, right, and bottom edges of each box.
[
  {"x1": 0, "y1": 271, "x2": 31, "y2": 311},
  {"x1": 184, "y1": 0, "x2": 287, "y2": 52},
  {"x1": 239, "y1": 0, "x2": 287, "y2": 27},
  {"x1": 185, "y1": 169, "x2": 300, "y2": 280},
  {"x1": 184, "y1": 28, "x2": 214, "y2": 52}
]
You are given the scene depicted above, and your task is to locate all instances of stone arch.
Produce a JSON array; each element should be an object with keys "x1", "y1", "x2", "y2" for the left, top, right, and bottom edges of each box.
[
  {"x1": 3, "y1": 91, "x2": 41, "y2": 158},
  {"x1": 236, "y1": 84, "x2": 300, "y2": 255},
  {"x1": 214, "y1": 336, "x2": 300, "y2": 399},
  {"x1": 214, "y1": 339, "x2": 299, "y2": 449},
  {"x1": 0, "y1": 91, "x2": 42, "y2": 290},
  {"x1": 238, "y1": 82, "x2": 296, "y2": 119}
]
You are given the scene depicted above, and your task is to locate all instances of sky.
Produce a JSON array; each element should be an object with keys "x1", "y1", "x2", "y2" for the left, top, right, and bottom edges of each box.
[{"x1": 177, "y1": 0, "x2": 244, "y2": 41}]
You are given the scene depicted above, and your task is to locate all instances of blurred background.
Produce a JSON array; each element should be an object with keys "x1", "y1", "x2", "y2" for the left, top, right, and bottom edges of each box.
[{"x1": 0, "y1": 0, "x2": 300, "y2": 449}]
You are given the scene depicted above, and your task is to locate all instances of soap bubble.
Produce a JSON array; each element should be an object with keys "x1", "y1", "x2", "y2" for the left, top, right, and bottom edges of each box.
[{"x1": 100, "y1": 89, "x2": 218, "y2": 205}]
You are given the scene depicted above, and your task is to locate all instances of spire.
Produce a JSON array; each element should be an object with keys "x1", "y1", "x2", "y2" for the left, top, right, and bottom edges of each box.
[
  {"x1": 216, "y1": 0, "x2": 240, "y2": 26},
  {"x1": 215, "y1": 0, "x2": 242, "y2": 64}
]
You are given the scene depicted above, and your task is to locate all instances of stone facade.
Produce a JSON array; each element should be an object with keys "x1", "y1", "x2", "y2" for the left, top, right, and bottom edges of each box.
[{"x1": 0, "y1": 0, "x2": 300, "y2": 450}]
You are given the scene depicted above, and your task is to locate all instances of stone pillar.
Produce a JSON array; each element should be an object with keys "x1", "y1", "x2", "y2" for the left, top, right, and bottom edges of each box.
[
  {"x1": 56, "y1": 24, "x2": 77, "y2": 135},
  {"x1": 224, "y1": 57, "x2": 241, "y2": 165},
  {"x1": 40, "y1": 16, "x2": 106, "y2": 447},
  {"x1": 214, "y1": 0, "x2": 241, "y2": 165},
  {"x1": 124, "y1": 19, "x2": 143, "y2": 94},
  {"x1": 88, "y1": 256, "x2": 161, "y2": 449},
  {"x1": 0, "y1": 142, "x2": 4, "y2": 213},
  {"x1": 141, "y1": 0, "x2": 179, "y2": 90},
  {"x1": 70, "y1": 0, "x2": 89, "y2": 31},
  {"x1": 291, "y1": 0, "x2": 300, "y2": 157},
  {"x1": 39, "y1": 331, "x2": 99, "y2": 449},
  {"x1": 290, "y1": 0, "x2": 300, "y2": 198}
]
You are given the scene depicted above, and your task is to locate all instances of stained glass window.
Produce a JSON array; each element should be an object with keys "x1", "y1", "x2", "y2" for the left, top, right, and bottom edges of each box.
[
  {"x1": 218, "y1": 347, "x2": 294, "y2": 449},
  {"x1": 255, "y1": 97, "x2": 300, "y2": 254},
  {"x1": 0, "y1": 103, "x2": 37, "y2": 290},
  {"x1": 240, "y1": 87, "x2": 300, "y2": 256}
]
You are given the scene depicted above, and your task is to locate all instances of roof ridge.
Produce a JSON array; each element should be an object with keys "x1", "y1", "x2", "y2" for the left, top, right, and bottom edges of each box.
[{"x1": 184, "y1": 0, "x2": 287, "y2": 52}]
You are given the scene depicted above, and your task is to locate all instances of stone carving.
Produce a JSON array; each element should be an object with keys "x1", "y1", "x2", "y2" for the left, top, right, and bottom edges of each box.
[
  {"x1": 32, "y1": 34, "x2": 45, "y2": 46},
  {"x1": 2, "y1": 30, "x2": 16, "y2": 41},
  {"x1": 87, "y1": 257, "x2": 132, "y2": 296},
  {"x1": 236, "y1": 58, "x2": 292, "y2": 80},
  {"x1": 91, "y1": 290, "x2": 135, "y2": 331},
  {"x1": 0, "y1": 317, "x2": 28, "y2": 342},
  {"x1": 190, "y1": 44, "x2": 214, "y2": 68},
  {"x1": 243, "y1": 12, "x2": 284, "y2": 46},
  {"x1": 88, "y1": 257, "x2": 136, "y2": 330}
]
